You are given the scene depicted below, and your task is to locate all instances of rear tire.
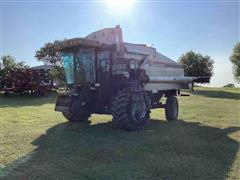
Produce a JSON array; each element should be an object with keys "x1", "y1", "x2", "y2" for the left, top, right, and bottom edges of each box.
[
  {"x1": 165, "y1": 96, "x2": 178, "y2": 121},
  {"x1": 111, "y1": 89, "x2": 150, "y2": 130}
]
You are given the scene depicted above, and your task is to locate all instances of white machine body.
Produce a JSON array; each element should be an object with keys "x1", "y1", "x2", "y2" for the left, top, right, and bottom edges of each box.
[{"x1": 85, "y1": 25, "x2": 194, "y2": 91}]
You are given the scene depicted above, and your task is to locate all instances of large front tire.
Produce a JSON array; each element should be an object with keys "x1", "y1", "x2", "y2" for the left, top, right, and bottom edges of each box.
[
  {"x1": 62, "y1": 96, "x2": 91, "y2": 122},
  {"x1": 165, "y1": 96, "x2": 178, "y2": 121},
  {"x1": 111, "y1": 89, "x2": 150, "y2": 130},
  {"x1": 62, "y1": 111, "x2": 90, "y2": 123}
]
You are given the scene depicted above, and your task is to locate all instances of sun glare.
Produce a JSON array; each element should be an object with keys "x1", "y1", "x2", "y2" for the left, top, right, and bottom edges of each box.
[{"x1": 104, "y1": 0, "x2": 136, "y2": 15}]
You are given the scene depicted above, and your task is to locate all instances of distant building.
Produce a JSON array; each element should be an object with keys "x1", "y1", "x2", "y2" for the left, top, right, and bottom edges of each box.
[{"x1": 31, "y1": 65, "x2": 59, "y2": 86}]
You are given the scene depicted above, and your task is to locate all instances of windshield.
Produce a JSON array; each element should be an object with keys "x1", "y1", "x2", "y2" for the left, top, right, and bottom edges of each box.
[{"x1": 62, "y1": 48, "x2": 95, "y2": 84}]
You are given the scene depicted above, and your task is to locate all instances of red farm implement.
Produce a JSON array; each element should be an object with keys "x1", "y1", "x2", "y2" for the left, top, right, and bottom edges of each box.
[{"x1": 3, "y1": 68, "x2": 54, "y2": 96}]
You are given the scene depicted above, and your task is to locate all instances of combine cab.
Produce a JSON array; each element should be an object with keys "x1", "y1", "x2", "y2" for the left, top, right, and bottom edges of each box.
[{"x1": 55, "y1": 25, "x2": 206, "y2": 130}]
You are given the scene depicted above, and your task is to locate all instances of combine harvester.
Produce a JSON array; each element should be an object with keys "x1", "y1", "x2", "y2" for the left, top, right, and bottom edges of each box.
[{"x1": 55, "y1": 25, "x2": 208, "y2": 130}]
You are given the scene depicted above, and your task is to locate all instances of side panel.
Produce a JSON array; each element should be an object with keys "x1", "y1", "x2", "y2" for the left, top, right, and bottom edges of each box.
[
  {"x1": 144, "y1": 65, "x2": 184, "y2": 77},
  {"x1": 144, "y1": 83, "x2": 190, "y2": 91},
  {"x1": 123, "y1": 47, "x2": 191, "y2": 91}
]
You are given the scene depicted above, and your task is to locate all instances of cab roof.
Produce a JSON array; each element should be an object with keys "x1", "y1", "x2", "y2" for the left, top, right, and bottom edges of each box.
[{"x1": 53, "y1": 38, "x2": 112, "y2": 51}]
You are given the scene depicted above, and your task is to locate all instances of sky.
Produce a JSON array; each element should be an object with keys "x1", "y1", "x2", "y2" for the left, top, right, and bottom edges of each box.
[{"x1": 0, "y1": 0, "x2": 239, "y2": 87}]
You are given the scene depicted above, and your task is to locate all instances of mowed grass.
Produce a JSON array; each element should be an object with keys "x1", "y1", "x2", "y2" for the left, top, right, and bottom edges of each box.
[{"x1": 0, "y1": 87, "x2": 240, "y2": 180}]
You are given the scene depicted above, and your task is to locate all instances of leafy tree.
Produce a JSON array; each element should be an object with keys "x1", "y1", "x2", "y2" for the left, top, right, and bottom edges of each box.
[
  {"x1": 1, "y1": 55, "x2": 28, "y2": 69},
  {"x1": 35, "y1": 40, "x2": 62, "y2": 65},
  {"x1": 50, "y1": 66, "x2": 66, "y2": 86},
  {"x1": 178, "y1": 51, "x2": 214, "y2": 81},
  {"x1": 0, "y1": 55, "x2": 28, "y2": 76},
  {"x1": 35, "y1": 40, "x2": 66, "y2": 85},
  {"x1": 230, "y1": 42, "x2": 240, "y2": 83},
  {"x1": 223, "y1": 83, "x2": 235, "y2": 88},
  {"x1": 0, "y1": 55, "x2": 29, "y2": 88}
]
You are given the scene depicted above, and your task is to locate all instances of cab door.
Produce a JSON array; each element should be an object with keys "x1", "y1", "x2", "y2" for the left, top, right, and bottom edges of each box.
[
  {"x1": 96, "y1": 50, "x2": 112, "y2": 113},
  {"x1": 97, "y1": 50, "x2": 111, "y2": 84}
]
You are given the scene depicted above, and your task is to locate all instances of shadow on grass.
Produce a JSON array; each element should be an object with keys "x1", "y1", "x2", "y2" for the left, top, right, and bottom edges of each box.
[
  {"x1": 1, "y1": 119, "x2": 240, "y2": 180},
  {"x1": 0, "y1": 92, "x2": 58, "y2": 108},
  {"x1": 193, "y1": 89, "x2": 240, "y2": 100}
]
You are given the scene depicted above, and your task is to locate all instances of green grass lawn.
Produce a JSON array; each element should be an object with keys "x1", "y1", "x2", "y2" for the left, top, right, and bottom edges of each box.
[{"x1": 0, "y1": 87, "x2": 239, "y2": 180}]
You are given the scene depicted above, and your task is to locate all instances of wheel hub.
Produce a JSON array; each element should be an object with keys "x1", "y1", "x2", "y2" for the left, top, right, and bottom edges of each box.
[{"x1": 131, "y1": 100, "x2": 147, "y2": 121}]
